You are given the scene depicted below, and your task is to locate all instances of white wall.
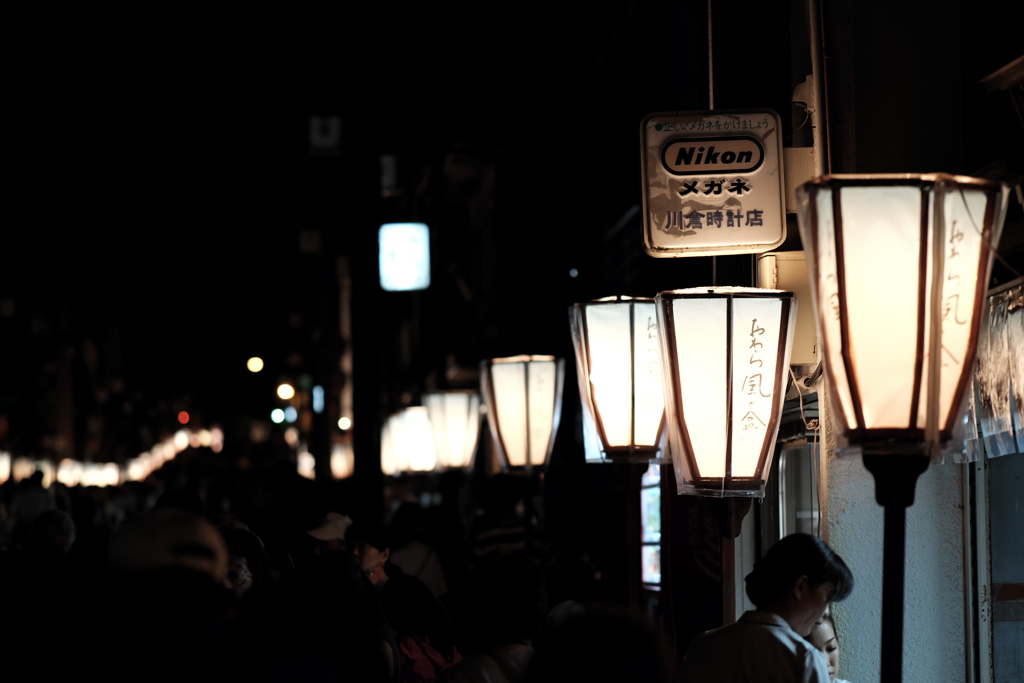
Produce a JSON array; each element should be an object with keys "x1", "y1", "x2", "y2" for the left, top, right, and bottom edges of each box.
[{"x1": 823, "y1": 390, "x2": 967, "y2": 683}]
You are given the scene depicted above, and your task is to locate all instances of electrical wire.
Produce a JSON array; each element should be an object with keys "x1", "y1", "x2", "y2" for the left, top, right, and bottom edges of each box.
[
  {"x1": 957, "y1": 184, "x2": 1021, "y2": 280},
  {"x1": 790, "y1": 366, "x2": 823, "y2": 538}
]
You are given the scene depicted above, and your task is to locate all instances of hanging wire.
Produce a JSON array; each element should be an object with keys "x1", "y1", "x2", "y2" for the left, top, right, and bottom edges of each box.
[
  {"x1": 790, "y1": 366, "x2": 823, "y2": 537},
  {"x1": 812, "y1": 416, "x2": 822, "y2": 538},
  {"x1": 957, "y1": 184, "x2": 1021, "y2": 280},
  {"x1": 788, "y1": 367, "x2": 820, "y2": 433},
  {"x1": 785, "y1": 102, "x2": 812, "y2": 147},
  {"x1": 707, "y1": 0, "x2": 714, "y2": 110}
]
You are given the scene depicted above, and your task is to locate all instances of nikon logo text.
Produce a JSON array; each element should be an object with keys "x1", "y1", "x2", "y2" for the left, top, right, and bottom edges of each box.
[{"x1": 661, "y1": 136, "x2": 764, "y2": 175}]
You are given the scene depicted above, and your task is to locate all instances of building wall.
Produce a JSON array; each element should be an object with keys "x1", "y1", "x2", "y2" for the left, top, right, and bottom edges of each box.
[
  {"x1": 990, "y1": 452, "x2": 1024, "y2": 682},
  {"x1": 823, "y1": 385, "x2": 968, "y2": 682}
]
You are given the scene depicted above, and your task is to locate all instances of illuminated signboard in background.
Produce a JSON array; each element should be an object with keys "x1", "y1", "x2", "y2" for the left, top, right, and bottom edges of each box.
[
  {"x1": 379, "y1": 222, "x2": 431, "y2": 291},
  {"x1": 640, "y1": 109, "x2": 786, "y2": 257}
]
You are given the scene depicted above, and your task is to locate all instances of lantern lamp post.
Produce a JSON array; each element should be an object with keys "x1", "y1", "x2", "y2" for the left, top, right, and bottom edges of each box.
[
  {"x1": 569, "y1": 296, "x2": 668, "y2": 464},
  {"x1": 794, "y1": 173, "x2": 1010, "y2": 683},
  {"x1": 423, "y1": 390, "x2": 482, "y2": 471},
  {"x1": 479, "y1": 355, "x2": 565, "y2": 475},
  {"x1": 569, "y1": 295, "x2": 671, "y2": 613},
  {"x1": 479, "y1": 355, "x2": 564, "y2": 553},
  {"x1": 655, "y1": 286, "x2": 798, "y2": 624},
  {"x1": 655, "y1": 286, "x2": 799, "y2": 500},
  {"x1": 380, "y1": 412, "x2": 400, "y2": 477},
  {"x1": 380, "y1": 406, "x2": 438, "y2": 476}
]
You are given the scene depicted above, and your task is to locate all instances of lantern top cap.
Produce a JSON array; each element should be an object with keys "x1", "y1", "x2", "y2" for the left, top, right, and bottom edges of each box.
[
  {"x1": 656, "y1": 286, "x2": 792, "y2": 297},
  {"x1": 485, "y1": 355, "x2": 558, "y2": 364},
  {"x1": 423, "y1": 389, "x2": 478, "y2": 396},
  {"x1": 799, "y1": 172, "x2": 1007, "y2": 190}
]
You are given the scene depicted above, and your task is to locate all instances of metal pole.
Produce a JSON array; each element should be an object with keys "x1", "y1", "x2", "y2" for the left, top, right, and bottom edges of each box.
[
  {"x1": 879, "y1": 500, "x2": 908, "y2": 683},
  {"x1": 863, "y1": 451, "x2": 930, "y2": 683}
]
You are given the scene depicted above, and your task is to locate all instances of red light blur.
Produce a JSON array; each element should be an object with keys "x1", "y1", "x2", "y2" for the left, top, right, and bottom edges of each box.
[{"x1": 177, "y1": 411, "x2": 189, "y2": 425}]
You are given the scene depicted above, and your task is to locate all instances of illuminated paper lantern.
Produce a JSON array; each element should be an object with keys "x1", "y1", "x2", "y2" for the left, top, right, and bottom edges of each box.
[
  {"x1": 480, "y1": 355, "x2": 565, "y2": 473},
  {"x1": 656, "y1": 287, "x2": 797, "y2": 497},
  {"x1": 569, "y1": 296, "x2": 667, "y2": 463}
]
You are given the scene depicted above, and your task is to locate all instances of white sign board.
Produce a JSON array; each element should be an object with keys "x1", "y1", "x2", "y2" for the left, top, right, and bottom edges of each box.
[
  {"x1": 379, "y1": 222, "x2": 431, "y2": 291},
  {"x1": 641, "y1": 109, "x2": 786, "y2": 257}
]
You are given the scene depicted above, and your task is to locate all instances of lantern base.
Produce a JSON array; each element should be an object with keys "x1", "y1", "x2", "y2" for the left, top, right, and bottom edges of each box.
[
  {"x1": 677, "y1": 477, "x2": 767, "y2": 499},
  {"x1": 598, "y1": 446, "x2": 670, "y2": 466},
  {"x1": 862, "y1": 451, "x2": 930, "y2": 509}
]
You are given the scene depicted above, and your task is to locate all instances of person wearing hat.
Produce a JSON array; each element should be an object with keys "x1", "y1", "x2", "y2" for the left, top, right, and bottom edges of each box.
[
  {"x1": 305, "y1": 511, "x2": 354, "y2": 555},
  {"x1": 347, "y1": 520, "x2": 463, "y2": 682}
]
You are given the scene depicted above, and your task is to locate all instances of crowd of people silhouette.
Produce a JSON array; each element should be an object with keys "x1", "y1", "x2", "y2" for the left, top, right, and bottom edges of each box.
[
  {"x1": 0, "y1": 454, "x2": 673, "y2": 683},
  {"x1": 1, "y1": 448, "x2": 853, "y2": 683}
]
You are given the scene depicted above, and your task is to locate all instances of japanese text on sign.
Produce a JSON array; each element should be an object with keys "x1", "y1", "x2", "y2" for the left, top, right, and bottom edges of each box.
[
  {"x1": 740, "y1": 318, "x2": 771, "y2": 431},
  {"x1": 653, "y1": 116, "x2": 773, "y2": 132},
  {"x1": 641, "y1": 109, "x2": 786, "y2": 257},
  {"x1": 666, "y1": 209, "x2": 765, "y2": 231}
]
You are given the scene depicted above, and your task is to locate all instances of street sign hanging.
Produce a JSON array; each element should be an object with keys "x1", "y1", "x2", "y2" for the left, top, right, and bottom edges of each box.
[{"x1": 640, "y1": 109, "x2": 786, "y2": 258}]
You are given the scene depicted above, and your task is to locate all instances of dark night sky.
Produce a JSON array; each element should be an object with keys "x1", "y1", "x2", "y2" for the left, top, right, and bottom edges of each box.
[{"x1": 5, "y1": 7, "x2": 638, "y2": 433}]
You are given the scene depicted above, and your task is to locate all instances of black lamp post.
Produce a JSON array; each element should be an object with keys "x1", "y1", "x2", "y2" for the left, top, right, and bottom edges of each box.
[
  {"x1": 479, "y1": 355, "x2": 565, "y2": 551},
  {"x1": 795, "y1": 173, "x2": 1010, "y2": 683}
]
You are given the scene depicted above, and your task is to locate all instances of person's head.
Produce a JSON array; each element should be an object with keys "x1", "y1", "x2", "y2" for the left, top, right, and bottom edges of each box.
[
  {"x1": 345, "y1": 520, "x2": 393, "y2": 581},
  {"x1": 809, "y1": 614, "x2": 840, "y2": 682},
  {"x1": 220, "y1": 526, "x2": 271, "y2": 599},
  {"x1": 744, "y1": 533, "x2": 853, "y2": 636},
  {"x1": 107, "y1": 508, "x2": 229, "y2": 583},
  {"x1": 305, "y1": 511, "x2": 353, "y2": 554}
]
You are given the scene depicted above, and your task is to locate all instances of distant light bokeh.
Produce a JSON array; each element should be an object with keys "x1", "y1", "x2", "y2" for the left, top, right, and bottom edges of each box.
[
  {"x1": 57, "y1": 459, "x2": 82, "y2": 487},
  {"x1": 250, "y1": 422, "x2": 270, "y2": 443},
  {"x1": 331, "y1": 442, "x2": 353, "y2": 479},
  {"x1": 297, "y1": 451, "x2": 315, "y2": 479},
  {"x1": 9, "y1": 424, "x2": 218, "y2": 488},
  {"x1": 247, "y1": 357, "x2": 264, "y2": 372},
  {"x1": 209, "y1": 427, "x2": 224, "y2": 453},
  {"x1": 277, "y1": 383, "x2": 295, "y2": 400}
]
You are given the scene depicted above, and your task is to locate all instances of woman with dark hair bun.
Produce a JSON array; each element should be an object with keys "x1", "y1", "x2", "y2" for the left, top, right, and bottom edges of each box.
[{"x1": 678, "y1": 532, "x2": 853, "y2": 683}]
